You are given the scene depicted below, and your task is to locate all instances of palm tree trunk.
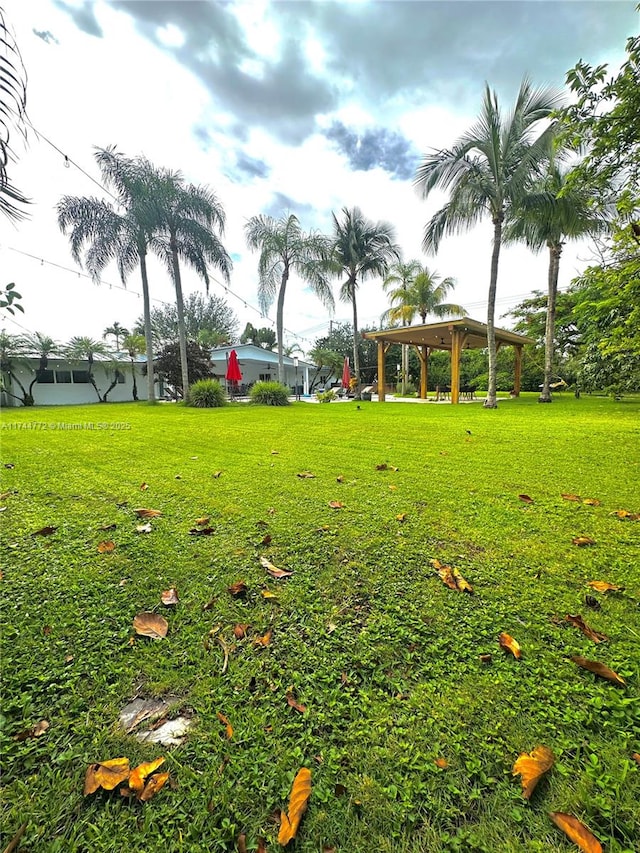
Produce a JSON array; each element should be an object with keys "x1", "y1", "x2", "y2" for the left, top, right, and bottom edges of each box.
[
  {"x1": 170, "y1": 238, "x2": 190, "y2": 399},
  {"x1": 484, "y1": 217, "x2": 503, "y2": 409},
  {"x1": 539, "y1": 243, "x2": 562, "y2": 403},
  {"x1": 130, "y1": 357, "x2": 139, "y2": 401},
  {"x1": 87, "y1": 356, "x2": 103, "y2": 402},
  {"x1": 276, "y1": 266, "x2": 289, "y2": 385},
  {"x1": 138, "y1": 248, "x2": 156, "y2": 402},
  {"x1": 350, "y1": 279, "x2": 361, "y2": 397}
]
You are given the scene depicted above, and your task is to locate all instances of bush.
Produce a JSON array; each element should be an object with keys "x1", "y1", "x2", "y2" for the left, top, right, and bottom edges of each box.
[
  {"x1": 316, "y1": 389, "x2": 337, "y2": 403},
  {"x1": 249, "y1": 381, "x2": 290, "y2": 406},
  {"x1": 187, "y1": 379, "x2": 227, "y2": 408},
  {"x1": 396, "y1": 381, "x2": 417, "y2": 397}
]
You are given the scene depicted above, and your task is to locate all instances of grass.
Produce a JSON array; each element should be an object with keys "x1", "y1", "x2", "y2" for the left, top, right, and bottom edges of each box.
[{"x1": 1, "y1": 394, "x2": 639, "y2": 853}]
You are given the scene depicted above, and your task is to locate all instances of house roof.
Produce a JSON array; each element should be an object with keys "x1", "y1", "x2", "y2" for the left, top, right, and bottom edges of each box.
[
  {"x1": 209, "y1": 344, "x2": 316, "y2": 370},
  {"x1": 363, "y1": 317, "x2": 534, "y2": 350}
]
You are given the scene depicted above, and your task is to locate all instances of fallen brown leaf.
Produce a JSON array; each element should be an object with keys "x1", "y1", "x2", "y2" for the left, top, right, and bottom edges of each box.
[
  {"x1": 14, "y1": 719, "x2": 50, "y2": 741},
  {"x1": 336, "y1": 475, "x2": 344, "y2": 483},
  {"x1": 195, "y1": 516, "x2": 210, "y2": 526},
  {"x1": 565, "y1": 614, "x2": 608, "y2": 643},
  {"x1": 140, "y1": 482, "x2": 149, "y2": 491},
  {"x1": 217, "y1": 711, "x2": 233, "y2": 739},
  {"x1": 549, "y1": 812, "x2": 602, "y2": 853},
  {"x1": 31, "y1": 525, "x2": 57, "y2": 536},
  {"x1": 203, "y1": 597, "x2": 217, "y2": 610},
  {"x1": 84, "y1": 757, "x2": 131, "y2": 795},
  {"x1": 572, "y1": 536, "x2": 596, "y2": 546},
  {"x1": 561, "y1": 493, "x2": 581, "y2": 502},
  {"x1": 328, "y1": 500, "x2": 345, "y2": 509},
  {"x1": 98, "y1": 523, "x2": 117, "y2": 531},
  {"x1": 632, "y1": 752, "x2": 640, "y2": 765},
  {"x1": 513, "y1": 745, "x2": 554, "y2": 799},
  {"x1": 134, "y1": 508, "x2": 162, "y2": 518},
  {"x1": 212, "y1": 470, "x2": 223, "y2": 478},
  {"x1": 278, "y1": 767, "x2": 312, "y2": 846},
  {"x1": 297, "y1": 471, "x2": 316, "y2": 479},
  {"x1": 610, "y1": 509, "x2": 640, "y2": 520},
  {"x1": 237, "y1": 834, "x2": 248, "y2": 853},
  {"x1": 570, "y1": 655, "x2": 626, "y2": 686},
  {"x1": 587, "y1": 580, "x2": 624, "y2": 593},
  {"x1": 499, "y1": 632, "x2": 522, "y2": 659},
  {"x1": 261, "y1": 534, "x2": 272, "y2": 546},
  {"x1": 139, "y1": 771, "x2": 170, "y2": 802},
  {"x1": 519, "y1": 494, "x2": 534, "y2": 504},
  {"x1": 161, "y1": 588, "x2": 179, "y2": 606},
  {"x1": 234, "y1": 623, "x2": 249, "y2": 639},
  {"x1": 97, "y1": 540, "x2": 115, "y2": 553},
  {"x1": 260, "y1": 556, "x2": 294, "y2": 579},
  {"x1": 582, "y1": 498, "x2": 600, "y2": 506},
  {"x1": 136, "y1": 522, "x2": 152, "y2": 534},
  {"x1": 133, "y1": 612, "x2": 168, "y2": 640},
  {"x1": 434, "y1": 757, "x2": 448, "y2": 769},
  {"x1": 286, "y1": 690, "x2": 306, "y2": 714},
  {"x1": 261, "y1": 590, "x2": 278, "y2": 600},
  {"x1": 189, "y1": 526, "x2": 214, "y2": 536},
  {"x1": 129, "y1": 757, "x2": 166, "y2": 795},
  {"x1": 228, "y1": 581, "x2": 248, "y2": 596},
  {"x1": 396, "y1": 513, "x2": 407, "y2": 522},
  {"x1": 479, "y1": 654, "x2": 492, "y2": 664},
  {"x1": 430, "y1": 559, "x2": 473, "y2": 593}
]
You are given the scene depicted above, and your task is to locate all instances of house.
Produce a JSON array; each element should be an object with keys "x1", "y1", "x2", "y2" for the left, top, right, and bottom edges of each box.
[
  {"x1": 209, "y1": 344, "x2": 329, "y2": 396},
  {"x1": 1, "y1": 354, "x2": 152, "y2": 407}
]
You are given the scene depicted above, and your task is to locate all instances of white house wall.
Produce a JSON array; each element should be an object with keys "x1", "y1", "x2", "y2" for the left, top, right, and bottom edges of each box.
[{"x1": 3, "y1": 360, "x2": 148, "y2": 406}]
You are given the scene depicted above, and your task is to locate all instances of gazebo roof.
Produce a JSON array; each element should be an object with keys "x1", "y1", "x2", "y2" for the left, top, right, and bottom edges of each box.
[{"x1": 363, "y1": 317, "x2": 534, "y2": 350}]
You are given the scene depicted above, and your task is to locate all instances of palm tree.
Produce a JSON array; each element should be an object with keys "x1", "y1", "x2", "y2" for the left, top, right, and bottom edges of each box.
[
  {"x1": 0, "y1": 8, "x2": 30, "y2": 222},
  {"x1": 103, "y1": 322, "x2": 129, "y2": 350},
  {"x1": 414, "y1": 78, "x2": 562, "y2": 407},
  {"x1": 330, "y1": 207, "x2": 400, "y2": 395},
  {"x1": 504, "y1": 160, "x2": 608, "y2": 402},
  {"x1": 139, "y1": 161, "x2": 232, "y2": 398},
  {"x1": 23, "y1": 332, "x2": 59, "y2": 402},
  {"x1": 0, "y1": 331, "x2": 32, "y2": 405},
  {"x1": 63, "y1": 336, "x2": 118, "y2": 402},
  {"x1": 122, "y1": 333, "x2": 146, "y2": 401},
  {"x1": 307, "y1": 346, "x2": 344, "y2": 390},
  {"x1": 57, "y1": 146, "x2": 157, "y2": 402},
  {"x1": 245, "y1": 213, "x2": 334, "y2": 384},
  {"x1": 383, "y1": 262, "x2": 464, "y2": 394}
]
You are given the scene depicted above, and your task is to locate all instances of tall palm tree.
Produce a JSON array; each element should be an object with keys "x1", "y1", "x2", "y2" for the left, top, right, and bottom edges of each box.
[
  {"x1": 63, "y1": 336, "x2": 118, "y2": 402},
  {"x1": 245, "y1": 213, "x2": 334, "y2": 384},
  {"x1": 330, "y1": 207, "x2": 400, "y2": 394},
  {"x1": 382, "y1": 260, "x2": 422, "y2": 394},
  {"x1": 414, "y1": 78, "x2": 562, "y2": 407},
  {"x1": 140, "y1": 161, "x2": 232, "y2": 398},
  {"x1": 307, "y1": 346, "x2": 344, "y2": 391},
  {"x1": 103, "y1": 322, "x2": 129, "y2": 350},
  {"x1": 122, "y1": 333, "x2": 146, "y2": 401},
  {"x1": 23, "y1": 332, "x2": 59, "y2": 402},
  {"x1": 0, "y1": 8, "x2": 30, "y2": 222},
  {"x1": 57, "y1": 146, "x2": 156, "y2": 402},
  {"x1": 504, "y1": 160, "x2": 609, "y2": 402}
]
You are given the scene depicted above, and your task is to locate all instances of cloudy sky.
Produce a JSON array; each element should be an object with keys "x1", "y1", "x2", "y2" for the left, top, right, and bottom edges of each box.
[{"x1": 3, "y1": 0, "x2": 637, "y2": 353}]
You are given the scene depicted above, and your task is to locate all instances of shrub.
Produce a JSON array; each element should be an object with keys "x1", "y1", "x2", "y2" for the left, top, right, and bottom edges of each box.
[
  {"x1": 396, "y1": 381, "x2": 417, "y2": 396},
  {"x1": 187, "y1": 379, "x2": 227, "y2": 408},
  {"x1": 250, "y1": 381, "x2": 290, "y2": 406},
  {"x1": 316, "y1": 389, "x2": 337, "y2": 403}
]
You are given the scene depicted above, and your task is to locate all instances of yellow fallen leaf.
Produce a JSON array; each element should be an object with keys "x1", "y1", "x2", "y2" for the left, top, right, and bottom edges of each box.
[
  {"x1": 134, "y1": 508, "x2": 162, "y2": 518},
  {"x1": 499, "y1": 632, "x2": 522, "y2": 659},
  {"x1": 434, "y1": 757, "x2": 448, "y2": 769},
  {"x1": 570, "y1": 655, "x2": 626, "y2": 687},
  {"x1": 129, "y1": 757, "x2": 166, "y2": 795},
  {"x1": 572, "y1": 536, "x2": 596, "y2": 546},
  {"x1": 84, "y1": 757, "x2": 130, "y2": 795},
  {"x1": 139, "y1": 770, "x2": 170, "y2": 802},
  {"x1": 133, "y1": 612, "x2": 168, "y2": 639},
  {"x1": 217, "y1": 711, "x2": 233, "y2": 739},
  {"x1": 97, "y1": 540, "x2": 115, "y2": 553},
  {"x1": 587, "y1": 580, "x2": 624, "y2": 593},
  {"x1": 549, "y1": 812, "x2": 602, "y2": 853},
  {"x1": 278, "y1": 767, "x2": 312, "y2": 846},
  {"x1": 513, "y1": 745, "x2": 555, "y2": 799}
]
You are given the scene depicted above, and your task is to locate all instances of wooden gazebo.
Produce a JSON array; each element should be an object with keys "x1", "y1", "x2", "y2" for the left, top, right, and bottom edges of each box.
[{"x1": 363, "y1": 318, "x2": 534, "y2": 404}]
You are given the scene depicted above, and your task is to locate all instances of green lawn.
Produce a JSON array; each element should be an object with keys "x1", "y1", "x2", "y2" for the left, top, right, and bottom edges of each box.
[{"x1": 1, "y1": 395, "x2": 639, "y2": 852}]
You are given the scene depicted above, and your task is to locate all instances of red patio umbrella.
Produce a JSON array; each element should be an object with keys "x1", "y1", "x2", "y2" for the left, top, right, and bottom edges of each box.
[
  {"x1": 341, "y1": 356, "x2": 350, "y2": 391},
  {"x1": 226, "y1": 349, "x2": 243, "y2": 396}
]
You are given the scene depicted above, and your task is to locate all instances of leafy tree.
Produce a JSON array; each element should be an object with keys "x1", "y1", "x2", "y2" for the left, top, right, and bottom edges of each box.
[
  {"x1": 504, "y1": 160, "x2": 608, "y2": 401},
  {"x1": 103, "y1": 321, "x2": 129, "y2": 350},
  {"x1": 155, "y1": 340, "x2": 212, "y2": 400},
  {"x1": 306, "y1": 346, "x2": 344, "y2": 390},
  {"x1": 122, "y1": 333, "x2": 146, "y2": 401},
  {"x1": 245, "y1": 213, "x2": 334, "y2": 384},
  {"x1": 139, "y1": 159, "x2": 232, "y2": 398},
  {"x1": 509, "y1": 289, "x2": 581, "y2": 360},
  {"x1": 63, "y1": 336, "x2": 120, "y2": 402},
  {"x1": 314, "y1": 321, "x2": 380, "y2": 386},
  {"x1": 0, "y1": 8, "x2": 30, "y2": 222},
  {"x1": 571, "y1": 227, "x2": 640, "y2": 392},
  {"x1": 0, "y1": 331, "x2": 32, "y2": 405},
  {"x1": 414, "y1": 78, "x2": 561, "y2": 407},
  {"x1": 330, "y1": 206, "x2": 400, "y2": 395},
  {"x1": 58, "y1": 146, "x2": 157, "y2": 402},
  {"x1": 135, "y1": 292, "x2": 237, "y2": 348},
  {"x1": 239, "y1": 322, "x2": 277, "y2": 350},
  {"x1": 560, "y1": 32, "x2": 640, "y2": 216}
]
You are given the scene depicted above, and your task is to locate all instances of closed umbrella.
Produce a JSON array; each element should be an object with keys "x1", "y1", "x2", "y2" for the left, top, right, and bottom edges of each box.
[
  {"x1": 226, "y1": 349, "x2": 243, "y2": 397},
  {"x1": 341, "y1": 356, "x2": 350, "y2": 393}
]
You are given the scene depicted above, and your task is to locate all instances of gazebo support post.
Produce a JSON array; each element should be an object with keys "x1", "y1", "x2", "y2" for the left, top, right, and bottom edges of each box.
[
  {"x1": 451, "y1": 330, "x2": 465, "y2": 404},
  {"x1": 415, "y1": 345, "x2": 429, "y2": 399},
  {"x1": 514, "y1": 345, "x2": 522, "y2": 397},
  {"x1": 377, "y1": 341, "x2": 386, "y2": 402}
]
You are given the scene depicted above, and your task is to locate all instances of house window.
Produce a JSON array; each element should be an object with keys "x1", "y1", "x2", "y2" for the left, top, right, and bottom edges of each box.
[
  {"x1": 35, "y1": 369, "x2": 55, "y2": 384},
  {"x1": 259, "y1": 373, "x2": 271, "y2": 381},
  {"x1": 72, "y1": 370, "x2": 91, "y2": 383},
  {"x1": 55, "y1": 370, "x2": 72, "y2": 384}
]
